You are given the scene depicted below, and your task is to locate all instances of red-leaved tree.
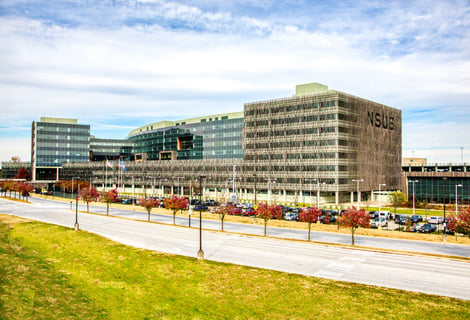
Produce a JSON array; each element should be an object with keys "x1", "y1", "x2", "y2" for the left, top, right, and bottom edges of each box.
[
  {"x1": 164, "y1": 195, "x2": 188, "y2": 225},
  {"x1": 101, "y1": 189, "x2": 119, "y2": 216},
  {"x1": 299, "y1": 207, "x2": 322, "y2": 241},
  {"x1": 339, "y1": 206, "x2": 370, "y2": 246},
  {"x1": 214, "y1": 204, "x2": 233, "y2": 231},
  {"x1": 448, "y1": 208, "x2": 470, "y2": 237},
  {"x1": 20, "y1": 182, "x2": 33, "y2": 200},
  {"x1": 14, "y1": 167, "x2": 31, "y2": 181},
  {"x1": 80, "y1": 186, "x2": 99, "y2": 212},
  {"x1": 140, "y1": 198, "x2": 161, "y2": 222},
  {"x1": 256, "y1": 203, "x2": 283, "y2": 236}
]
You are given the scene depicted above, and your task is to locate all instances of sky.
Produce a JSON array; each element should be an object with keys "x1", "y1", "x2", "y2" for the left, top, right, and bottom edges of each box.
[{"x1": 1, "y1": 0, "x2": 469, "y2": 166}]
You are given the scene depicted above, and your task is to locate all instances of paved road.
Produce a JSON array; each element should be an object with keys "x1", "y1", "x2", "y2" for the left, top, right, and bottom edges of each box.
[
  {"x1": 31, "y1": 196, "x2": 470, "y2": 258},
  {"x1": 1, "y1": 197, "x2": 470, "y2": 300}
]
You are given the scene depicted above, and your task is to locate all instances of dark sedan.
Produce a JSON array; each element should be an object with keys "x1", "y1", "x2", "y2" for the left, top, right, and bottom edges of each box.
[
  {"x1": 410, "y1": 215, "x2": 423, "y2": 224},
  {"x1": 418, "y1": 223, "x2": 437, "y2": 233}
]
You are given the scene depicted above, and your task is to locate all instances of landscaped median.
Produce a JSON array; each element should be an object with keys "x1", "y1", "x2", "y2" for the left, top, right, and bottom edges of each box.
[
  {"x1": 1, "y1": 213, "x2": 469, "y2": 320},
  {"x1": 29, "y1": 194, "x2": 470, "y2": 245}
]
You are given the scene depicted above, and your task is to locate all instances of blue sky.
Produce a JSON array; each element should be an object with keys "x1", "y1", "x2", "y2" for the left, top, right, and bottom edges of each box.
[{"x1": 1, "y1": 0, "x2": 469, "y2": 165}]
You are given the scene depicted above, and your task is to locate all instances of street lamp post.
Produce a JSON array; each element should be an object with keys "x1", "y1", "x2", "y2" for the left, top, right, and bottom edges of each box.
[
  {"x1": 352, "y1": 179, "x2": 364, "y2": 208},
  {"x1": 198, "y1": 175, "x2": 206, "y2": 260},
  {"x1": 317, "y1": 180, "x2": 326, "y2": 208},
  {"x1": 443, "y1": 177, "x2": 448, "y2": 241},
  {"x1": 266, "y1": 178, "x2": 277, "y2": 205},
  {"x1": 72, "y1": 176, "x2": 80, "y2": 230},
  {"x1": 410, "y1": 180, "x2": 419, "y2": 216},
  {"x1": 378, "y1": 183, "x2": 386, "y2": 229},
  {"x1": 253, "y1": 173, "x2": 257, "y2": 205},
  {"x1": 304, "y1": 178, "x2": 315, "y2": 208},
  {"x1": 456, "y1": 184, "x2": 463, "y2": 214}
]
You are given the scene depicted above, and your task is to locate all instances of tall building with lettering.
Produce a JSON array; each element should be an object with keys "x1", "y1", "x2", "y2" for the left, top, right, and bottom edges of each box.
[
  {"x1": 242, "y1": 82, "x2": 402, "y2": 203},
  {"x1": 29, "y1": 83, "x2": 402, "y2": 205}
]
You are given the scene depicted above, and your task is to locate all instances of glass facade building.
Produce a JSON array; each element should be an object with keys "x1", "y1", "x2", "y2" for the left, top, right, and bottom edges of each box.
[
  {"x1": 90, "y1": 137, "x2": 134, "y2": 161},
  {"x1": 31, "y1": 118, "x2": 90, "y2": 181},
  {"x1": 128, "y1": 112, "x2": 244, "y2": 160}
]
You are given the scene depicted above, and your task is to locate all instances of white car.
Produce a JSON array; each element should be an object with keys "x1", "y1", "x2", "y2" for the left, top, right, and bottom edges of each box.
[
  {"x1": 370, "y1": 218, "x2": 388, "y2": 228},
  {"x1": 428, "y1": 216, "x2": 443, "y2": 224}
]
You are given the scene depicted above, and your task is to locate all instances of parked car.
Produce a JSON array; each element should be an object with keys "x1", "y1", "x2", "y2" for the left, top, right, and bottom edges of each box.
[
  {"x1": 369, "y1": 211, "x2": 378, "y2": 219},
  {"x1": 370, "y1": 218, "x2": 388, "y2": 228},
  {"x1": 284, "y1": 212, "x2": 299, "y2": 221},
  {"x1": 418, "y1": 223, "x2": 437, "y2": 233},
  {"x1": 410, "y1": 215, "x2": 423, "y2": 224},
  {"x1": 193, "y1": 205, "x2": 208, "y2": 211},
  {"x1": 395, "y1": 214, "x2": 409, "y2": 225},
  {"x1": 319, "y1": 215, "x2": 337, "y2": 224},
  {"x1": 428, "y1": 216, "x2": 443, "y2": 224},
  {"x1": 379, "y1": 211, "x2": 392, "y2": 220},
  {"x1": 243, "y1": 208, "x2": 256, "y2": 216},
  {"x1": 230, "y1": 207, "x2": 242, "y2": 215},
  {"x1": 121, "y1": 198, "x2": 137, "y2": 204}
]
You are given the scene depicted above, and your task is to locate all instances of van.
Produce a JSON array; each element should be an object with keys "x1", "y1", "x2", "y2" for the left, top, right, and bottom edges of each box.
[{"x1": 378, "y1": 211, "x2": 392, "y2": 220}]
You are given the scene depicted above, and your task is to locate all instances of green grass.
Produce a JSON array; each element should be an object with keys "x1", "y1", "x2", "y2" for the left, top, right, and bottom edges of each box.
[
  {"x1": 365, "y1": 206, "x2": 446, "y2": 217},
  {"x1": 1, "y1": 214, "x2": 469, "y2": 320}
]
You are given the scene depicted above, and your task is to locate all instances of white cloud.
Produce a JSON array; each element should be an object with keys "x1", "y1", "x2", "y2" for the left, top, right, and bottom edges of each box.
[{"x1": 0, "y1": 1, "x2": 469, "y2": 164}]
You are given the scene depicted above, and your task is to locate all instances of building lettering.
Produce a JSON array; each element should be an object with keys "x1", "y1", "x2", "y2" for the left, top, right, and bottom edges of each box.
[{"x1": 368, "y1": 111, "x2": 395, "y2": 130}]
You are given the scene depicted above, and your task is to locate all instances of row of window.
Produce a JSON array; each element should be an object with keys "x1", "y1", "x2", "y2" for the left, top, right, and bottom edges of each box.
[
  {"x1": 244, "y1": 100, "x2": 338, "y2": 116},
  {"x1": 36, "y1": 138, "x2": 90, "y2": 145},
  {"x1": 244, "y1": 139, "x2": 348, "y2": 149},
  {"x1": 37, "y1": 130, "x2": 90, "y2": 136},
  {"x1": 244, "y1": 152, "x2": 349, "y2": 161},
  {"x1": 37, "y1": 147, "x2": 89, "y2": 152}
]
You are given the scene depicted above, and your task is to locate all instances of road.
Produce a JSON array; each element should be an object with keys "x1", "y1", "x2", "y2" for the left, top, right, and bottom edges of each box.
[
  {"x1": 1, "y1": 197, "x2": 470, "y2": 300},
  {"x1": 33, "y1": 196, "x2": 470, "y2": 258}
]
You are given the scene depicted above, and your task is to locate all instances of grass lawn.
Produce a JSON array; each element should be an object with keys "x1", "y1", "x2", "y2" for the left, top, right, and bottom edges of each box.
[{"x1": 1, "y1": 214, "x2": 469, "y2": 320}]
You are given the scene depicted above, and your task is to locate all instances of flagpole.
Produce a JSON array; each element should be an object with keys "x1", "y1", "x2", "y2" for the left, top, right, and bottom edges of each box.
[{"x1": 105, "y1": 160, "x2": 107, "y2": 192}]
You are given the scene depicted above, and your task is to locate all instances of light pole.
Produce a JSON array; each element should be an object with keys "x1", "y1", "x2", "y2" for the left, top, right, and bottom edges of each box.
[
  {"x1": 378, "y1": 183, "x2": 386, "y2": 229},
  {"x1": 456, "y1": 184, "x2": 463, "y2": 214},
  {"x1": 443, "y1": 177, "x2": 448, "y2": 241},
  {"x1": 72, "y1": 176, "x2": 80, "y2": 231},
  {"x1": 410, "y1": 180, "x2": 418, "y2": 216},
  {"x1": 352, "y1": 179, "x2": 364, "y2": 208},
  {"x1": 305, "y1": 178, "x2": 315, "y2": 208},
  {"x1": 253, "y1": 173, "x2": 257, "y2": 205},
  {"x1": 317, "y1": 180, "x2": 326, "y2": 208},
  {"x1": 198, "y1": 175, "x2": 206, "y2": 260},
  {"x1": 266, "y1": 178, "x2": 277, "y2": 205}
]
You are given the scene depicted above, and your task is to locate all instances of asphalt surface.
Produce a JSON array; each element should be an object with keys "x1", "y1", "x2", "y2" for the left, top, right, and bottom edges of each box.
[
  {"x1": 1, "y1": 196, "x2": 470, "y2": 300},
  {"x1": 35, "y1": 196, "x2": 470, "y2": 257}
]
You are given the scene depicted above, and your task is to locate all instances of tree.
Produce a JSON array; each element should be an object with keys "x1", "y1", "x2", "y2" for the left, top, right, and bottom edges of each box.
[
  {"x1": 448, "y1": 208, "x2": 470, "y2": 237},
  {"x1": 389, "y1": 191, "x2": 405, "y2": 215},
  {"x1": 339, "y1": 206, "x2": 370, "y2": 246},
  {"x1": 140, "y1": 198, "x2": 161, "y2": 222},
  {"x1": 14, "y1": 167, "x2": 31, "y2": 181},
  {"x1": 214, "y1": 204, "x2": 233, "y2": 231},
  {"x1": 101, "y1": 189, "x2": 118, "y2": 216},
  {"x1": 164, "y1": 195, "x2": 188, "y2": 225},
  {"x1": 2, "y1": 180, "x2": 13, "y2": 197},
  {"x1": 80, "y1": 186, "x2": 99, "y2": 212},
  {"x1": 18, "y1": 182, "x2": 33, "y2": 201},
  {"x1": 255, "y1": 203, "x2": 283, "y2": 236},
  {"x1": 298, "y1": 207, "x2": 322, "y2": 241}
]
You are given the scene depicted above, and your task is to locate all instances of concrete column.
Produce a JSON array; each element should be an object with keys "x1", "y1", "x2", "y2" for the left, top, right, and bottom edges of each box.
[
  {"x1": 358, "y1": 191, "x2": 362, "y2": 203},
  {"x1": 335, "y1": 191, "x2": 339, "y2": 205},
  {"x1": 350, "y1": 191, "x2": 354, "y2": 204}
]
